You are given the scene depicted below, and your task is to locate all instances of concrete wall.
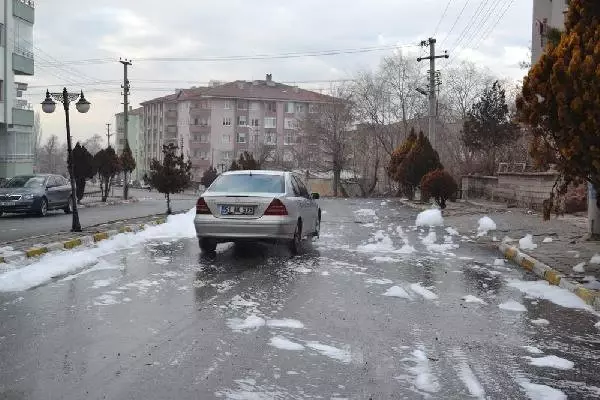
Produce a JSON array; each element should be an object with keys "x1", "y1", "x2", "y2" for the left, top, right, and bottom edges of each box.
[{"x1": 462, "y1": 172, "x2": 560, "y2": 209}]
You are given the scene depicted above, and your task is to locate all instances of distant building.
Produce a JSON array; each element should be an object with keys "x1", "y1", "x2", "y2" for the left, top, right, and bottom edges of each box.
[
  {"x1": 532, "y1": 0, "x2": 569, "y2": 64},
  {"x1": 0, "y1": 0, "x2": 35, "y2": 178},
  {"x1": 115, "y1": 106, "x2": 144, "y2": 181},
  {"x1": 140, "y1": 74, "x2": 334, "y2": 181}
]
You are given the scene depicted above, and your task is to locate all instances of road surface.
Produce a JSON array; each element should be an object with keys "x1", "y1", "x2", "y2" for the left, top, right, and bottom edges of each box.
[
  {"x1": 0, "y1": 199, "x2": 598, "y2": 399},
  {"x1": 0, "y1": 188, "x2": 197, "y2": 243}
]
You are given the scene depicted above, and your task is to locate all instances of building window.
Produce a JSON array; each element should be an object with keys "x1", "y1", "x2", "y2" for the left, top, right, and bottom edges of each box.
[
  {"x1": 200, "y1": 151, "x2": 209, "y2": 160},
  {"x1": 284, "y1": 118, "x2": 298, "y2": 130},
  {"x1": 224, "y1": 101, "x2": 232, "y2": 109},
  {"x1": 295, "y1": 103, "x2": 305, "y2": 113},
  {"x1": 222, "y1": 151, "x2": 232, "y2": 160},
  {"x1": 250, "y1": 118, "x2": 260, "y2": 127},
  {"x1": 284, "y1": 133, "x2": 293, "y2": 145},
  {"x1": 250, "y1": 102, "x2": 260, "y2": 111},
  {"x1": 193, "y1": 118, "x2": 199, "y2": 125},
  {"x1": 237, "y1": 132, "x2": 246, "y2": 143},
  {"x1": 309, "y1": 103, "x2": 319, "y2": 113},
  {"x1": 285, "y1": 102, "x2": 295, "y2": 113},
  {"x1": 200, "y1": 134, "x2": 209, "y2": 143},
  {"x1": 266, "y1": 102, "x2": 277, "y2": 113},
  {"x1": 251, "y1": 134, "x2": 259, "y2": 143},
  {"x1": 264, "y1": 117, "x2": 276, "y2": 129},
  {"x1": 237, "y1": 115, "x2": 247, "y2": 126},
  {"x1": 237, "y1": 101, "x2": 248, "y2": 110},
  {"x1": 223, "y1": 117, "x2": 232, "y2": 126},
  {"x1": 265, "y1": 132, "x2": 277, "y2": 145},
  {"x1": 222, "y1": 134, "x2": 231, "y2": 144}
]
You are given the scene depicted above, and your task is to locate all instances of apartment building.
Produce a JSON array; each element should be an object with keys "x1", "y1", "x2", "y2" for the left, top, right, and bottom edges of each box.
[
  {"x1": 140, "y1": 75, "x2": 334, "y2": 181},
  {"x1": 0, "y1": 0, "x2": 35, "y2": 178},
  {"x1": 115, "y1": 106, "x2": 143, "y2": 180},
  {"x1": 532, "y1": 0, "x2": 569, "y2": 64}
]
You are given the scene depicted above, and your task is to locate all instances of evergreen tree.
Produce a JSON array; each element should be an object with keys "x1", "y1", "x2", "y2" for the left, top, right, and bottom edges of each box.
[
  {"x1": 93, "y1": 147, "x2": 121, "y2": 202},
  {"x1": 120, "y1": 140, "x2": 137, "y2": 200},
  {"x1": 200, "y1": 166, "x2": 218, "y2": 188},
  {"x1": 70, "y1": 143, "x2": 95, "y2": 203},
  {"x1": 147, "y1": 143, "x2": 192, "y2": 214},
  {"x1": 237, "y1": 151, "x2": 260, "y2": 170}
]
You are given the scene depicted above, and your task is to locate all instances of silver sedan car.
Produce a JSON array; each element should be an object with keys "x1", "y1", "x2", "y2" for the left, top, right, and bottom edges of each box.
[{"x1": 194, "y1": 170, "x2": 321, "y2": 254}]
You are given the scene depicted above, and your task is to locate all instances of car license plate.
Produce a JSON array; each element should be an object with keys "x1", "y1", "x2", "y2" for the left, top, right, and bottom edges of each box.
[
  {"x1": 0, "y1": 201, "x2": 15, "y2": 206},
  {"x1": 220, "y1": 205, "x2": 254, "y2": 215}
]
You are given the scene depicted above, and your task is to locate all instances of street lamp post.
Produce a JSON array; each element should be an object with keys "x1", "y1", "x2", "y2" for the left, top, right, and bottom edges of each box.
[{"x1": 41, "y1": 88, "x2": 91, "y2": 233}]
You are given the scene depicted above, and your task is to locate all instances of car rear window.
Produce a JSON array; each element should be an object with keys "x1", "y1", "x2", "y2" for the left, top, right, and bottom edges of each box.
[{"x1": 208, "y1": 174, "x2": 285, "y2": 194}]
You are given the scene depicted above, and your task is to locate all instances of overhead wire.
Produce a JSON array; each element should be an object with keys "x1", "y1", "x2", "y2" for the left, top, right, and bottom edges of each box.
[
  {"x1": 434, "y1": 0, "x2": 454, "y2": 36},
  {"x1": 441, "y1": 0, "x2": 471, "y2": 47}
]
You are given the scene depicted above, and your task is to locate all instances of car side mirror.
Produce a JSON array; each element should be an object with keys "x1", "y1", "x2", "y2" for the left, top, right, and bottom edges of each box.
[{"x1": 311, "y1": 192, "x2": 320, "y2": 200}]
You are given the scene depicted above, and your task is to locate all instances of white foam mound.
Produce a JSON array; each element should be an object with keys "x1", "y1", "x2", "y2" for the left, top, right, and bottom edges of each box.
[
  {"x1": 477, "y1": 216, "x2": 497, "y2": 237},
  {"x1": 415, "y1": 209, "x2": 444, "y2": 227}
]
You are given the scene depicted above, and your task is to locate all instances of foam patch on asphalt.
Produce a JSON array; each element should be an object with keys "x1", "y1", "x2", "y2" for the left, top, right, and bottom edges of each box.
[{"x1": 506, "y1": 280, "x2": 591, "y2": 310}]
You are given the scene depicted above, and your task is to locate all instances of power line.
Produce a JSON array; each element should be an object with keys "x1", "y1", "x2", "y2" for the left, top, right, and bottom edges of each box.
[
  {"x1": 476, "y1": 0, "x2": 516, "y2": 46},
  {"x1": 457, "y1": 0, "x2": 503, "y2": 51},
  {"x1": 441, "y1": 0, "x2": 471, "y2": 46},
  {"x1": 434, "y1": 0, "x2": 454, "y2": 35},
  {"x1": 36, "y1": 43, "x2": 419, "y2": 67},
  {"x1": 446, "y1": 0, "x2": 493, "y2": 53}
]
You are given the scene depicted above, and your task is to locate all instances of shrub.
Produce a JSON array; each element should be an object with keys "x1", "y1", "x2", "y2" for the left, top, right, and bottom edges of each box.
[{"x1": 420, "y1": 169, "x2": 458, "y2": 209}]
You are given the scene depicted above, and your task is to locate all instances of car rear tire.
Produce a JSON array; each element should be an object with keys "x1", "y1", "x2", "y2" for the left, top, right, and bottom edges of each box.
[
  {"x1": 38, "y1": 198, "x2": 48, "y2": 217},
  {"x1": 289, "y1": 221, "x2": 302, "y2": 255},
  {"x1": 313, "y1": 213, "x2": 321, "y2": 238},
  {"x1": 64, "y1": 196, "x2": 73, "y2": 214},
  {"x1": 199, "y1": 238, "x2": 217, "y2": 254}
]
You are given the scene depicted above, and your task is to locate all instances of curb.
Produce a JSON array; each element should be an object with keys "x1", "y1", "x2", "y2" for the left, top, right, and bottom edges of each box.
[
  {"x1": 499, "y1": 243, "x2": 600, "y2": 311},
  {"x1": 0, "y1": 217, "x2": 169, "y2": 265}
]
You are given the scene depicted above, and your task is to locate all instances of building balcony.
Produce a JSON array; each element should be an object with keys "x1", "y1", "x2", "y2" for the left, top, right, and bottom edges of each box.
[
  {"x1": 190, "y1": 107, "x2": 211, "y2": 118},
  {"x1": 13, "y1": 0, "x2": 35, "y2": 24},
  {"x1": 12, "y1": 103, "x2": 34, "y2": 127},
  {"x1": 189, "y1": 141, "x2": 211, "y2": 150},
  {"x1": 165, "y1": 110, "x2": 177, "y2": 119},
  {"x1": 13, "y1": 48, "x2": 34, "y2": 76},
  {"x1": 190, "y1": 124, "x2": 210, "y2": 133},
  {"x1": 166, "y1": 125, "x2": 177, "y2": 134}
]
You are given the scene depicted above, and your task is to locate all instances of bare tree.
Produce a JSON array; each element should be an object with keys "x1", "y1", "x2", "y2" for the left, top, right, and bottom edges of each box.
[
  {"x1": 32, "y1": 112, "x2": 42, "y2": 163},
  {"x1": 302, "y1": 85, "x2": 355, "y2": 196},
  {"x1": 36, "y1": 135, "x2": 68, "y2": 176}
]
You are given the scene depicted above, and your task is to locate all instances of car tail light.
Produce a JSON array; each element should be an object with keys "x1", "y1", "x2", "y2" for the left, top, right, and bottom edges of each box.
[
  {"x1": 264, "y1": 198, "x2": 288, "y2": 216},
  {"x1": 196, "y1": 197, "x2": 211, "y2": 214}
]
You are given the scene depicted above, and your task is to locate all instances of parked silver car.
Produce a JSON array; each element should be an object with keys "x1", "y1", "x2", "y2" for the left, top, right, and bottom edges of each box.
[
  {"x1": 194, "y1": 170, "x2": 321, "y2": 254},
  {"x1": 0, "y1": 174, "x2": 74, "y2": 217}
]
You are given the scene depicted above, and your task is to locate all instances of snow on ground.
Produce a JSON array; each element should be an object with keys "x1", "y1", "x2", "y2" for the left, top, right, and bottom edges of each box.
[
  {"x1": 354, "y1": 208, "x2": 376, "y2": 216},
  {"x1": 357, "y1": 230, "x2": 395, "y2": 253},
  {"x1": 383, "y1": 286, "x2": 412, "y2": 299},
  {"x1": 0, "y1": 209, "x2": 197, "y2": 292},
  {"x1": 422, "y1": 232, "x2": 437, "y2": 245},
  {"x1": 595, "y1": 321, "x2": 600, "y2": 329},
  {"x1": 526, "y1": 355, "x2": 574, "y2": 370},
  {"x1": 266, "y1": 319, "x2": 304, "y2": 329},
  {"x1": 531, "y1": 318, "x2": 550, "y2": 325},
  {"x1": 462, "y1": 295, "x2": 487, "y2": 304},
  {"x1": 542, "y1": 237, "x2": 554, "y2": 243},
  {"x1": 573, "y1": 262, "x2": 586, "y2": 273},
  {"x1": 407, "y1": 348, "x2": 441, "y2": 393},
  {"x1": 91, "y1": 278, "x2": 116, "y2": 289},
  {"x1": 507, "y1": 280, "x2": 591, "y2": 310},
  {"x1": 306, "y1": 342, "x2": 352, "y2": 363},
  {"x1": 269, "y1": 336, "x2": 304, "y2": 351},
  {"x1": 519, "y1": 379, "x2": 567, "y2": 400},
  {"x1": 498, "y1": 300, "x2": 527, "y2": 312},
  {"x1": 445, "y1": 227, "x2": 459, "y2": 236},
  {"x1": 226, "y1": 315, "x2": 266, "y2": 332},
  {"x1": 409, "y1": 283, "x2": 438, "y2": 300},
  {"x1": 0, "y1": 246, "x2": 22, "y2": 257},
  {"x1": 371, "y1": 256, "x2": 400, "y2": 263},
  {"x1": 452, "y1": 349, "x2": 485, "y2": 399},
  {"x1": 476, "y1": 216, "x2": 497, "y2": 237},
  {"x1": 493, "y1": 259, "x2": 506, "y2": 266},
  {"x1": 415, "y1": 209, "x2": 444, "y2": 227},
  {"x1": 519, "y1": 234, "x2": 538, "y2": 250},
  {"x1": 395, "y1": 244, "x2": 416, "y2": 254},
  {"x1": 366, "y1": 278, "x2": 394, "y2": 285},
  {"x1": 229, "y1": 295, "x2": 258, "y2": 309},
  {"x1": 590, "y1": 254, "x2": 600, "y2": 264},
  {"x1": 523, "y1": 346, "x2": 544, "y2": 354},
  {"x1": 420, "y1": 231, "x2": 459, "y2": 254}
]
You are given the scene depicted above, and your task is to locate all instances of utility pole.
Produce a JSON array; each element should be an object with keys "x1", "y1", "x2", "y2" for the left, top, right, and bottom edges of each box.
[
  {"x1": 417, "y1": 38, "x2": 448, "y2": 152},
  {"x1": 105, "y1": 123, "x2": 112, "y2": 147},
  {"x1": 120, "y1": 58, "x2": 132, "y2": 199}
]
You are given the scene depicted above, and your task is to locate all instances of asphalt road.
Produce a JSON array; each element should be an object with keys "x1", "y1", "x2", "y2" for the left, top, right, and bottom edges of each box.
[
  {"x1": 0, "y1": 188, "x2": 197, "y2": 243},
  {"x1": 0, "y1": 199, "x2": 598, "y2": 399}
]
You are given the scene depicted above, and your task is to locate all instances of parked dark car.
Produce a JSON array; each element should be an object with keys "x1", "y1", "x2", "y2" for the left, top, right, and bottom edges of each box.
[{"x1": 0, "y1": 174, "x2": 73, "y2": 217}]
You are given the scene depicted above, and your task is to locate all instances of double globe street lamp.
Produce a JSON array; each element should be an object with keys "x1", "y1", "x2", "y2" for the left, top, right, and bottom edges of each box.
[{"x1": 41, "y1": 88, "x2": 91, "y2": 232}]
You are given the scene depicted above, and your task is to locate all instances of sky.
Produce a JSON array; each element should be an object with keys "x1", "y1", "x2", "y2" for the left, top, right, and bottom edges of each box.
[{"x1": 24, "y1": 0, "x2": 532, "y2": 144}]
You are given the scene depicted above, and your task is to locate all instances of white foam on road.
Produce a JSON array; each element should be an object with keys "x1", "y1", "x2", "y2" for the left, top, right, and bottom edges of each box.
[
  {"x1": 366, "y1": 278, "x2": 394, "y2": 285},
  {"x1": 410, "y1": 283, "x2": 438, "y2": 300},
  {"x1": 452, "y1": 350, "x2": 485, "y2": 399},
  {"x1": 306, "y1": 342, "x2": 352, "y2": 363},
  {"x1": 445, "y1": 227, "x2": 459, "y2": 236},
  {"x1": 531, "y1": 318, "x2": 550, "y2": 325},
  {"x1": 226, "y1": 315, "x2": 266, "y2": 332},
  {"x1": 354, "y1": 208, "x2": 376, "y2": 216},
  {"x1": 462, "y1": 295, "x2": 487, "y2": 304},
  {"x1": 266, "y1": 319, "x2": 305, "y2": 329},
  {"x1": 91, "y1": 278, "x2": 116, "y2": 289},
  {"x1": 229, "y1": 295, "x2": 258, "y2": 308},
  {"x1": 476, "y1": 216, "x2": 497, "y2": 237},
  {"x1": 395, "y1": 244, "x2": 416, "y2": 255},
  {"x1": 415, "y1": 209, "x2": 444, "y2": 227},
  {"x1": 383, "y1": 286, "x2": 412, "y2": 299},
  {"x1": 408, "y1": 348, "x2": 441, "y2": 393},
  {"x1": 573, "y1": 262, "x2": 586, "y2": 273},
  {"x1": 269, "y1": 336, "x2": 304, "y2": 351},
  {"x1": 542, "y1": 237, "x2": 554, "y2": 243},
  {"x1": 357, "y1": 230, "x2": 395, "y2": 253},
  {"x1": 493, "y1": 259, "x2": 506, "y2": 266},
  {"x1": 0, "y1": 209, "x2": 197, "y2": 292},
  {"x1": 519, "y1": 379, "x2": 567, "y2": 400},
  {"x1": 507, "y1": 280, "x2": 591, "y2": 310},
  {"x1": 590, "y1": 254, "x2": 600, "y2": 264},
  {"x1": 526, "y1": 355, "x2": 574, "y2": 370},
  {"x1": 422, "y1": 231, "x2": 437, "y2": 245},
  {"x1": 523, "y1": 346, "x2": 543, "y2": 354},
  {"x1": 519, "y1": 234, "x2": 538, "y2": 250},
  {"x1": 498, "y1": 300, "x2": 527, "y2": 312},
  {"x1": 371, "y1": 256, "x2": 400, "y2": 263}
]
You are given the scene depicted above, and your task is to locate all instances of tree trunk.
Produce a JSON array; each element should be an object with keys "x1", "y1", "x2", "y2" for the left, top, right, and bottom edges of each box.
[
  {"x1": 101, "y1": 177, "x2": 108, "y2": 202},
  {"x1": 333, "y1": 168, "x2": 340, "y2": 197},
  {"x1": 166, "y1": 193, "x2": 172, "y2": 215},
  {"x1": 123, "y1": 172, "x2": 129, "y2": 200},
  {"x1": 76, "y1": 178, "x2": 86, "y2": 204},
  {"x1": 588, "y1": 183, "x2": 600, "y2": 236}
]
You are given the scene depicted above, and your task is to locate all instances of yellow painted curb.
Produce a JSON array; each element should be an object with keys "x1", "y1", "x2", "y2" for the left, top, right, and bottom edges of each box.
[
  {"x1": 139, "y1": 223, "x2": 146, "y2": 230},
  {"x1": 26, "y1": 247, "x2": 48, "y2": 258},
  {"x1": 154, "y1": 218, "x2": 166, "y2": 225},
  {"x1": 521, "y1": 258, "x2": 535, "y2": 271},
  {"x1": 545, "y1": 270, "x2": 562, "y2": 286},
  {"x1": 118, "y1": 226, "x2": 132, "y2": 233},
  {"x1": 575, "y1": 287, "x2": 598, "y2": 305},
  {"x1": 63, "y1": 238, "x2": 82, "y2": 250},
  {"x1": 0, "y1": 256, "x2": 4, "y2": 264},
  {"x1": 93, "y1": 232, "x2": 109, "y2": 242},
  {"x1": 504, "y1": 248, "x2": 517, "y2": 260}
]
